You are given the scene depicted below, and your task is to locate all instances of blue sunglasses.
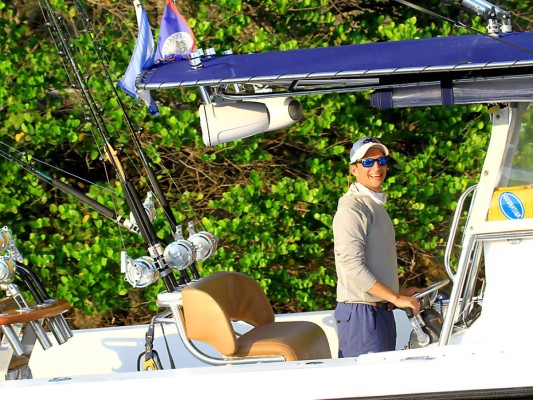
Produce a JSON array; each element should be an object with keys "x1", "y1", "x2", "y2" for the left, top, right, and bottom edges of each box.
[{"x1": 355, "y1": 156, "x2": 388, "y2": 167}]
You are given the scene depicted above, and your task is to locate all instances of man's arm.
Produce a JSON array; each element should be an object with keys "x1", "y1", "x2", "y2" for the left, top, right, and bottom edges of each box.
[{"x1": 368, "y1": 281, "x2": 422, "y2": 314}]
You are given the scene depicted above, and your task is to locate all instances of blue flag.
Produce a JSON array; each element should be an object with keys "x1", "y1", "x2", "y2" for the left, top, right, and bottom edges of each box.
[
  {"x1": 155, "y1": 0, "x2": 196, "y2": 62},
  {"x1": 118, "y1": 0, "x2": 160, "y2": 116}
]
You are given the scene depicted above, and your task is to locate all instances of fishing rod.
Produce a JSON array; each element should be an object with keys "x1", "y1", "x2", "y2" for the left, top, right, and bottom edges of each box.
[
  {"x1": 1, "y1": 138, "x2": 195, "y2": 289},
  {"x1": 71, "y1": 0, "x2": 181, "y2": 238},
  {"x1": 69, "y1": 0, "x2": 202, "y2": 280},
  {"x1": 35, "y1": 0, "x2": 219, "y2": 288},
  {"x1": 38, "y1": 0, "x2": 155, "y2": 243},
  {"x1": 0, "y1": 144, "x2": 140, "y2": 235},
  {"x1": 38, "y1": 0, "x2": 183, "y2": 290}
]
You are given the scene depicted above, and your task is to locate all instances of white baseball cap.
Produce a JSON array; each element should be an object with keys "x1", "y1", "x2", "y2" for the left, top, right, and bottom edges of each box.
[{"x1": 349, "y1": 137, "x2": 389, "y2": 163}]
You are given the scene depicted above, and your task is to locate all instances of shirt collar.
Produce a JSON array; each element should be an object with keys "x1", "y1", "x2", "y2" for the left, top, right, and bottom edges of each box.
[{"x1": 349, "y1": 182, "x2": 387, "y2": 205}]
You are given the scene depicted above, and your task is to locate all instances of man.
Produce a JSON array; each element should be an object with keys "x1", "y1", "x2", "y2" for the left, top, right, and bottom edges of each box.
[{"x1": 333, "y1": 137, "x2": 423, "y2": 358}]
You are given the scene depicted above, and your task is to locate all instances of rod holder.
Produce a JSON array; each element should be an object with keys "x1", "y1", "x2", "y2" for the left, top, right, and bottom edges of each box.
[
  {"x1": 0, "y1": 324, "x2": 25, "y2": 357},
  {"x1": 28, "y1": 320, "x2": 53, "y2": 350},
  {"x1": 55, "y1": 314, "x2": 73, "y2": 340},
  {"x1": 45, "y1": 317, "x2": 68, "y2": 344}
]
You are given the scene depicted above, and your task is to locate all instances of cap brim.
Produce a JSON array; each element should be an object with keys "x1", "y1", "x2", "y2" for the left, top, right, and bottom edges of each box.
[{"x1": 350, "y1": 143, "x2": 389, "y2": 163}]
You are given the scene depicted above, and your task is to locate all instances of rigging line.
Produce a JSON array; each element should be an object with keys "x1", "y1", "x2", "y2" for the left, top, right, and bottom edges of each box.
[
  {"x1": 156, "y1": 154, "x2": 208, "y2": 232},
  {"x1": 0, "y1": 140, "x2": 130, "y2": 242},
  {"x1": 38, "y1": 0, "x2": 161, "y2": 252},
  {"x1": 39, "y1": 8, "x2": 111, "y2": 166},
  {"x1": 0, "y1": 140, "x2": 122, "y2": 199},
  {"x1": 0, "y1": 146, "x2": 140, "y2": 235},
  {"x1": 71, "y1": 0, "x2": 181, "y2": 235},
  {"x1": 39, "y1": 0, "x2": 182, "y2": 290},
  {"x1": 392, "y1": 0, "x2": 533, "y2": 57},
  {"x1": 38, "y1": 5, "x2": 133, "y2": 250},
  {"x1": 393, "y1": 0, "x2": 467, "y2": 28},
  {"x1": 45, "y1": 27, "x2": 150, "y2": 210}
]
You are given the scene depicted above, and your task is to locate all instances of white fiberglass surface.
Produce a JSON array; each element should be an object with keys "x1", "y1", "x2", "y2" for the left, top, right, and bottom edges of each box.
[{"x1": 28, "y1": 309, "x2": 415, "y2": 378}]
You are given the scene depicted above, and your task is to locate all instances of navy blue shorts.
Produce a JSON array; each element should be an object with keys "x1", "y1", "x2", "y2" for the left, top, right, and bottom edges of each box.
[{"x1": 334, "y1": 302, "x2": 397, "y2": 358}]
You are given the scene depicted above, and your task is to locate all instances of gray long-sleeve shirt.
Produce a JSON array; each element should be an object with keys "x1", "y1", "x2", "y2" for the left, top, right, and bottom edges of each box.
[{"x1": 333, "y1": 184, "x2": 399, "y2": 303}]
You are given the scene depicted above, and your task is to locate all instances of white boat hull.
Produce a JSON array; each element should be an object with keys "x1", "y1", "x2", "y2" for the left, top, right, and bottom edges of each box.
[
  {"x1": 1, "y1": 308, "x2": 532, "y2": 399},
  {"x1": 2, "y1": 330, "x2": 532, "y2": 399}
]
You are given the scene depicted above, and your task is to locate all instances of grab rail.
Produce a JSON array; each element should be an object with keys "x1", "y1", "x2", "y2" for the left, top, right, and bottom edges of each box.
[{"x1": 444, "y1": 184, "x2": 478, "y2": 280}]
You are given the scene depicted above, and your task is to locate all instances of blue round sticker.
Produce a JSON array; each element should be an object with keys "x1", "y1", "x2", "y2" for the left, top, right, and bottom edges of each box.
[{"x1": 498, "y1": 191, "x2": 525, "y2": 219}]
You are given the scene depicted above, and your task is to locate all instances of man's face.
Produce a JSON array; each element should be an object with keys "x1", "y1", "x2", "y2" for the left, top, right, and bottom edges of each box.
[{"x1": 351, "y1": 146, "x2": 387, "y2": 192}]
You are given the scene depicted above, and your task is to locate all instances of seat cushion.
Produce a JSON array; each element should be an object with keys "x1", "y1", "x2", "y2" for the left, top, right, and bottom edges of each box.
[
  {"x1": 182, "y1": 271, "x2": 275, "y2": 356},
  {"x1": 235, "y1": 320, "x2": 332, "y2": 361}
]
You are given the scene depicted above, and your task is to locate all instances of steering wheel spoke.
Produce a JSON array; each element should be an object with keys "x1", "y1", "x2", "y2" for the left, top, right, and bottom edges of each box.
[
  {"x1": 413, "y1": 279, "x2": 450, "y2": 310},
  {"x1": 413, "y1": 279, "x2": 450, "y2": 299}
]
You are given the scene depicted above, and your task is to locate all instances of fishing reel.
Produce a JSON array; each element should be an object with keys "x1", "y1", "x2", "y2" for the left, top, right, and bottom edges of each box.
[
  {"x1": 163, "y1": 238, "x2": 196, "y2": 270},
  {"x1": 163, "y1": 225, "x2": 197, "y2": 271},
  {"x1": 129, "y1": 191, "x2": 157, "y2": 226},
  {"x1": 0, "y1": 226, "x2": 13, "y2": 251},
  {"x1": 187, "y1": 221, "x2": 217, "y2": 261},
  {"x1": 1, "y1": 226, "x2": 23, "y2": 262},
  {"x1": 163, "y1": 223, "x2": 218, "y2": 271},
  {"x1": 121, "y1": 219, "x2": 218, "y2": 287},
  {"x1": 0, "y1": 255, "x2": 16, "y2": 284},
  {"x1": 0, "y1": 226, "x2": 72, "y2": 352},
  {"x1": 121, "y1": 252, "x2": 159, "y2": 288},
  {"x1": 0, "y1": 227, "x2": 20, "y2": 284}
]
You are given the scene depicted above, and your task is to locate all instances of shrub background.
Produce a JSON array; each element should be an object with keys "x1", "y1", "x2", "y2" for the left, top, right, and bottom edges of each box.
[{"x1": 1, "y1": 0, "x2": 528, "y2": 327}]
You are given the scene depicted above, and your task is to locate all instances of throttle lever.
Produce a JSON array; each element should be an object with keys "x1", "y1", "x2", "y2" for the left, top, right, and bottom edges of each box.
[{"x1": 405, "y1": 308, "x2": 430, "y2": 347}]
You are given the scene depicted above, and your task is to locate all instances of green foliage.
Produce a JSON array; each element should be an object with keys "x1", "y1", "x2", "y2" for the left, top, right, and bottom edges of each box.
[
  {"x1": 1, "y1": 0, "x2": 515, "y2": 325},
  {"x1": 203, "y1": 171, "x2": 336, "y2": 310}
]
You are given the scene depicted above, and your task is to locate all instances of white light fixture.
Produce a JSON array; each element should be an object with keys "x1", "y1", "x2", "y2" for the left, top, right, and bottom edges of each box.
[{"x1": 199, "y1": 97, "x2": 303, "y2": 146}]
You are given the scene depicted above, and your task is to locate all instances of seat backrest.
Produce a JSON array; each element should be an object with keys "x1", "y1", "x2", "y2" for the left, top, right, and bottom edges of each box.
[{"x1": 181, "y1": 271, "x2": 275, "y2": 356}]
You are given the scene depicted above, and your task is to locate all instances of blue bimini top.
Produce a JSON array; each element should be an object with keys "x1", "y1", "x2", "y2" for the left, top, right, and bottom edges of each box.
[{"x1": 138, "y1": 32, "x2": 533, "y2": 90}]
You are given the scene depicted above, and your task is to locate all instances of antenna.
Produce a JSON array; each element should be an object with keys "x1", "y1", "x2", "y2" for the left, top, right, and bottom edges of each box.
[{"x1": 455, "y1": 0, "x2": 512, "y2": 35}]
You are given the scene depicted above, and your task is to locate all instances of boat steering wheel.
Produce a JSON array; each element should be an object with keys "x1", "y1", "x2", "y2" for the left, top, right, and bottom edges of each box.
[
  {"x1": 413, "y1": 279, "x2": 450, "y2": 300},
  {"x1": 411, "y1": 279, "x2": 450, "y2": 312}
]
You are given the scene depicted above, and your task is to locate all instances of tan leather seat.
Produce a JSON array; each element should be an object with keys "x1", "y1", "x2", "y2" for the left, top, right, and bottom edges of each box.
[{"x1": 181, "y1": 271, "x2": 331, "y2": 361}]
